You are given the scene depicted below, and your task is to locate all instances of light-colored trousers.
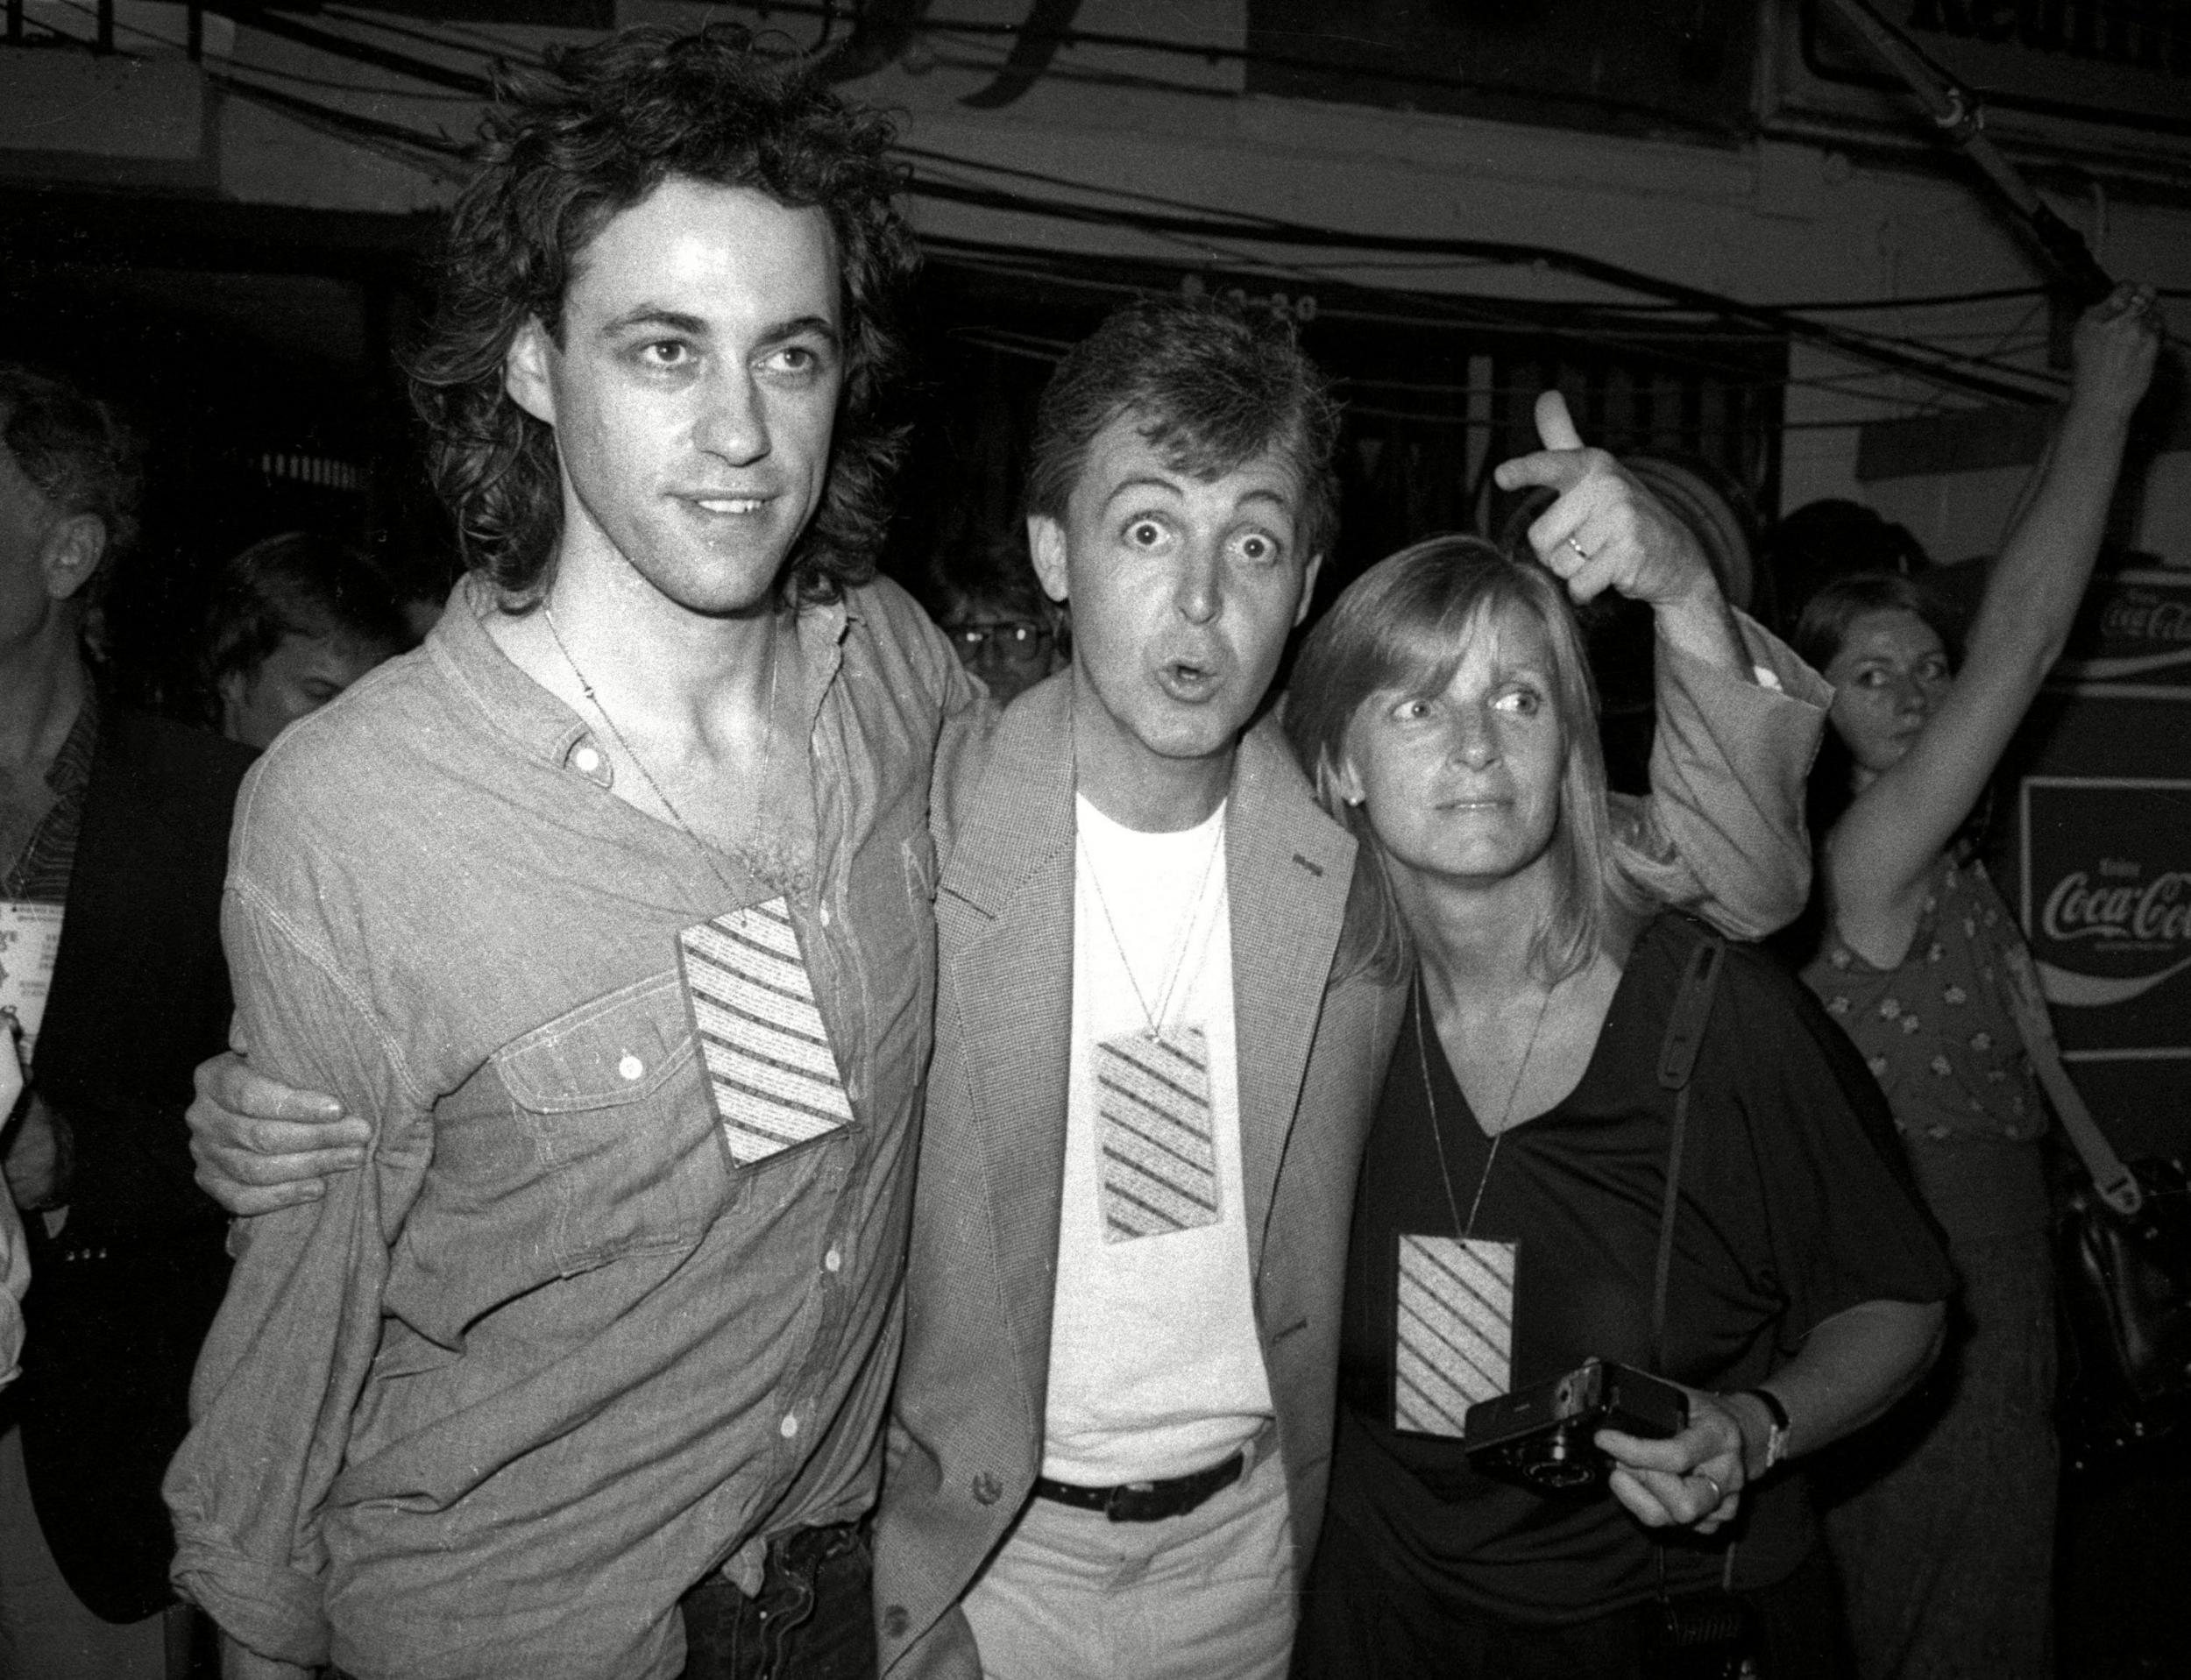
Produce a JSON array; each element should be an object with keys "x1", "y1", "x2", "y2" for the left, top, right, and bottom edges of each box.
[{"x1": 962, "y1": 1439, "x2": 1294, "y2": 1680}]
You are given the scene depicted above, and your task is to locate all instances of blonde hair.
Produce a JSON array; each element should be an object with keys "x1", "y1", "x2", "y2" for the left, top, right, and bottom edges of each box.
[{"x1": 1283, "y1": 534, "x2": 1642, "y2": 987}]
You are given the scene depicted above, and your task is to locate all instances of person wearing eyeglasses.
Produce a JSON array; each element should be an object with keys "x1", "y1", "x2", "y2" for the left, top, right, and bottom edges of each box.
[{"x1": 925, "y1": 536, "x2": 1069, "y2": 705}]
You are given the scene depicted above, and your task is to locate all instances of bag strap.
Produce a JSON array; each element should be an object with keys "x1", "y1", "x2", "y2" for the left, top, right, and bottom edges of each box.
[
  {"x1": 1649, "y1": 930, "x2": 1741, "y2": 1597},
  {"x1": 1652, "y1": 931, "x2": 1727, "y2": 1372},
  {"x1": 1999, "y1": 943, "x2": 2142, "y2": 1216}
]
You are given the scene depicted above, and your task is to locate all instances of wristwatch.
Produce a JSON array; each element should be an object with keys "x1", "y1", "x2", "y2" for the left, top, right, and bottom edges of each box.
[{"x1": 1739, "y1": 1386, "x2": 1792, "y2": 1473}]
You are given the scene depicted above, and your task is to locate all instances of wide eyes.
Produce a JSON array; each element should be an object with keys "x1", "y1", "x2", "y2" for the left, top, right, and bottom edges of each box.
[
  {"x1": 1114, "y1": 517, "x2": 1287, "y2": 563},
  {"x1": 1493, "y1": 685, "x2": 1541, "y2": 716},
  {"x1": 1853, "y1": 661, "x2": 1947, "y2": 690},
  {"x1": 1383, "y1": 685, "x2": 1541, "y2": 723}
]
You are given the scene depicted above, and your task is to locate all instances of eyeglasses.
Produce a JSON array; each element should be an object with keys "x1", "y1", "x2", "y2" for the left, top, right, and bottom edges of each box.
[{"x1": 948, "y1": 621, "x2": 1054, "y2": 667}]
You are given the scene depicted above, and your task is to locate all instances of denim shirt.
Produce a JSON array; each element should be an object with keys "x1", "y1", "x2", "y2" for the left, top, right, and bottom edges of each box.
[{"x1": 166, "y1": 574, "x2": 988, "y2": 1680}]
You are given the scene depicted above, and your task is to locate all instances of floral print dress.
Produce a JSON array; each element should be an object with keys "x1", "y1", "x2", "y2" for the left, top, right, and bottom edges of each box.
[{"x1": 1802, "y1": 851, "x2": 2058, "y2": 1680}]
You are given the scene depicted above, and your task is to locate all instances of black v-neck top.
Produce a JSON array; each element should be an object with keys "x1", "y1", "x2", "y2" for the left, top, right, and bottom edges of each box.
[{"x1": 1329, "y1": 912, "x2": 1954, "y2": 1624}]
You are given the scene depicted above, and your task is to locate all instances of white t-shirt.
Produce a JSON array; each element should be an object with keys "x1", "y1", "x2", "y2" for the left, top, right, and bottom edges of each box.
[{"x1": 1039, "y1": 796, "x2": 1274, "y2": 1485}]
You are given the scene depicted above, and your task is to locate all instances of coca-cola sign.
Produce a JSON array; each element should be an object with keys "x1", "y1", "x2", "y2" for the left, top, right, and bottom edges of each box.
[
  {"x1": 2021, "y1": 776, "x2": 2191, "y2": 1060},
  {"x1": 2054, "y1": 570, "x2": 2191, "y2": 693}
]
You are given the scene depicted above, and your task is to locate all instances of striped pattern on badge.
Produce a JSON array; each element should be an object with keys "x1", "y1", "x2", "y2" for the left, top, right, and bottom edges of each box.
[
  {"x1": 1096, "y1": 1025, "x2": 1218, "y2": 1244},
  {"x1": 678, "y1": 898, "x2": 852, "y2": 1166},
  {"x1": 1396, "y1": 1235, "x2": 1514, "y2": 1438}
]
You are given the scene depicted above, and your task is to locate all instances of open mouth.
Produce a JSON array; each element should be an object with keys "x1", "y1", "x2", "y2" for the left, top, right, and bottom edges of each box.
[{"x1": 1156, "y1": 658, "x2": 1221, "y2": 702}]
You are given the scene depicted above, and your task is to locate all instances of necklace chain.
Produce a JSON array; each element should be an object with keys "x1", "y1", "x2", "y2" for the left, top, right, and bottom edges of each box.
[
  {"x1": 542, "y1": 602, "x2": 779, "y2": 902},
  {"x1": 1080, "y1": 806, "x2": 1226, "y2": 1039},
  {"x1": 1415, "y1": 973, "x2": 1556, "y2": 1241}
]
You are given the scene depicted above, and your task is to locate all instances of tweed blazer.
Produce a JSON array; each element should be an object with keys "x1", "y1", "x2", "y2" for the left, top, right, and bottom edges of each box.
[
  {"x1": 876, "y1": 624, "x2": 1827, "y2": 1676},
  {"x1": 876, "y1": 675, "x2": 1397, "y2": 1676}
]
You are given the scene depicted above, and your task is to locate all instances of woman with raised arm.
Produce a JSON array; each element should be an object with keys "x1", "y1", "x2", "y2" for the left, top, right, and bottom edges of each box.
[
  {"x1": 1284, "y1": 533, "x2": 1953, "y2": 1679},
  {"x1": 1791, "y1": 282, "x2": 2163, "y2": 1680}
]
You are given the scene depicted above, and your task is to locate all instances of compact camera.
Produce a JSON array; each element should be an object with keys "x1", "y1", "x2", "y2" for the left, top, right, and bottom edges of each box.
[{"x1": 1463, "y1": 1357, "x2": 1690, "y2": 1492}]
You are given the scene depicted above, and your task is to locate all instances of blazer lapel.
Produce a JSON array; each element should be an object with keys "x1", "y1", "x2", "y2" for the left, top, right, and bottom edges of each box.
[
  {"x1": 938, "y1": 677, "x2": 1079, "y2": 1417},
  {"x1": 1225, "y1": 719, "x2": 1357, "y2": 1277}
]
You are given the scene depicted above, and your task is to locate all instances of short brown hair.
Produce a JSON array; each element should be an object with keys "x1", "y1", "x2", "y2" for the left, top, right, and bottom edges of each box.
[{"x1": 1025, "y1": 295, "x2": 1340, "y2": 564}]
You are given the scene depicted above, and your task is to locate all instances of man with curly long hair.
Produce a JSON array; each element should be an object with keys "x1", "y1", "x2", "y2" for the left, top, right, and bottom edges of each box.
[{"x1": 163, "y1": 28, "x2": 982, "y2": 1680}]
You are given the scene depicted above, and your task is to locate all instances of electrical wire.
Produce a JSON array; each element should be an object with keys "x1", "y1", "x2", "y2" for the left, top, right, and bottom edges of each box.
[
  {"x1": 929, "y1": 264, "x2": 1976, "y2": 418},
  {"x1": 905, "y1": 172, "x2": 2067, "y2": 401},
  {"x1": 152, "y1": 4, "x2": 2168, "y2": 330},
  {"x1": 323, "y1": 5, "x2": 551, "y2": 67},
  {"x1": 18, "y1": 3, "x2": 2086, "y2": 408},
  {"x1": 916, "y1": 230, "x2": 2060, "y2": 412},
  {"x1": 918, "y1": 235, "x2": 1803, "y2": 392},
  {"x1": 900, "y1": 145, "x2": 2074, "y2": 379},
  {"x1": 34, "y1": 0, "x2": 488, "y2": 103}
]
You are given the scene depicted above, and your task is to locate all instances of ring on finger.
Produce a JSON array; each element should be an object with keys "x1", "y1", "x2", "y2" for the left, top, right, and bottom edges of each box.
[
  {"x1": 1694, "y1": 1470, "x2": 1725, "y2": 1507},
  {"x1": 1564, "y1": 535, "x2": 1590, "y2": 561}
]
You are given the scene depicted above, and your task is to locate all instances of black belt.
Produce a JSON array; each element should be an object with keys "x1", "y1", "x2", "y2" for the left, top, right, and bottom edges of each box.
[{"x1": 1032, "y1": 1450, "x2": 1244, "y2": 1523}]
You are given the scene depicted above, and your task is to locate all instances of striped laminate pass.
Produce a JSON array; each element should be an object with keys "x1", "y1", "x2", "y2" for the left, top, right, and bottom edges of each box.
[
  {"x1": 1395, "y1": 1234, "x2": 1514, "y2": 1438},
  {"x1": 1095, "y1": 1024, "x2": 1218, "y2": 1244},
  {"x1": 678, "y1": 898, "x2": 852, "y2": 1166}
]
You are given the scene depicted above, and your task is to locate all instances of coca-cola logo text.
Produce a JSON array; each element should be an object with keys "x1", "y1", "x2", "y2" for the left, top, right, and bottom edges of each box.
[
  {"x1": 2101, "y1": 598, "x2": 2191, "y2": 648},
  {"x1": 2041, "y1": 861, "x2": 2191, "y2": 946}
]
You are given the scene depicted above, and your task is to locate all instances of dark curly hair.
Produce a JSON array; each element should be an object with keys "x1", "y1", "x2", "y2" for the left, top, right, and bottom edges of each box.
[
  {"x1": 0, "y1": 363, "x2": 143, "y2": 598},
  {"x1": 1025, "y1": 295, "x2": 1342, "y2": 567},
  {"x1": 408, "y1": 25, "x2": 919, "y2": 606}
]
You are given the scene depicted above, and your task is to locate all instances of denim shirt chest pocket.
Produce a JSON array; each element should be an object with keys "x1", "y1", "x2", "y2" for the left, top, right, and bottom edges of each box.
[{"x1": 479, "y1": 970, "x2": 728, "y2": 1279}]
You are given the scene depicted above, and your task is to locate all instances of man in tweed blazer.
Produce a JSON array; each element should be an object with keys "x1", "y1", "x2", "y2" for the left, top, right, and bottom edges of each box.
[{"x1": 874, "y1": 298, "x2": 1827, "y2": 1679}]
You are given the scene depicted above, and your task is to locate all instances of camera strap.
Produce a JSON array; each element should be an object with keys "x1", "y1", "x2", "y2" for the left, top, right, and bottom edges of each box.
[
  {"x1": 1650, "y1": 929, "x2": 1727, "y2": 1372},
  {"x1": 1649, "y1": 926, "x2": 1740, "y2": 1602}
]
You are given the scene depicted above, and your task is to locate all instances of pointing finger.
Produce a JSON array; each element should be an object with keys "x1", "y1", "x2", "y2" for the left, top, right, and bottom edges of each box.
[
  {"x1": 1534, "y1": 389, "x2": 1586, "y2": 453},
  {"x1": 1493, "y1": 450, "x2": 1587, "y2": 495}
]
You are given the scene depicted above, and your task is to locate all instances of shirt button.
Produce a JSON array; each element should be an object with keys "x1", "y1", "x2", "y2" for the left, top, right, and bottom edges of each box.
[
  {"x1": 780, "y1": 1413, "x2": 800, "y2": 1440},
  {"x1": 971, "y1": 1472, "x2": 1003, "y2": 1506},
  {"x1": 882, "y1": 1606, "x2": 911, "y2": 1639},
  {"x1": 818, "y1": 902, "x2": 832, "y2": 927},
  {"x1": 573, "y1": 745, "x2": 603, "y2": 776},
  {"x1": 824, "y1": 1247, "x2": 842, "y2": 1273},
  {"x1": 618, "y1": 1053, "x2": 645, "y2": 1081}
]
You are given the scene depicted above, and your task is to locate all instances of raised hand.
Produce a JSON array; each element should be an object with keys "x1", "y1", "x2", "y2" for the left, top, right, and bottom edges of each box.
[
  {"x1": 2067, "y1": 280, "x2": 2165, "y2": 427},
  {"x1": 1493, "y1": 391, "x2": 1720, "y2": 613}
]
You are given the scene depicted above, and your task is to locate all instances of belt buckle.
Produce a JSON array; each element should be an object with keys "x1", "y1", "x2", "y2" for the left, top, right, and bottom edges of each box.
[{"x1": 1103, "y1": 1480, "x2": 1166, "y2": 1523}]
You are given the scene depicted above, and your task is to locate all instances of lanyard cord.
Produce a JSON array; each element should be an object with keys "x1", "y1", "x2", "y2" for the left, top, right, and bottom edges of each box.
[{"x1": 1412, "y1": 969, "x2": 1556, "y2": 1242}]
